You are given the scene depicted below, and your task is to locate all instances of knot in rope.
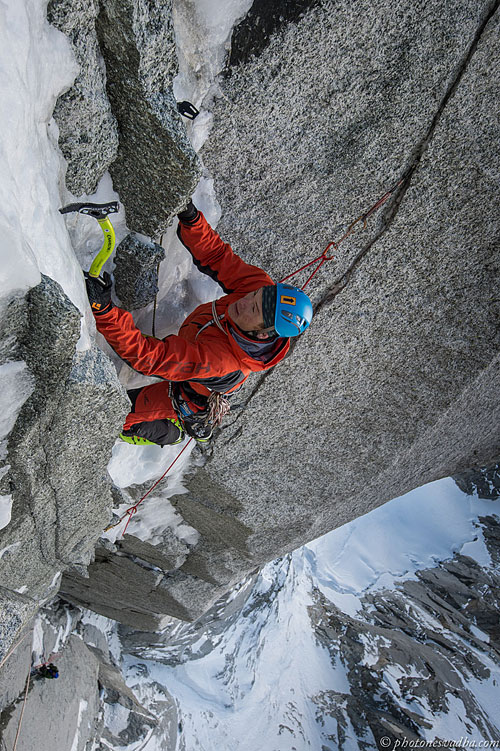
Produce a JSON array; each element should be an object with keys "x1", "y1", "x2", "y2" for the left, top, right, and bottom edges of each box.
[{"x1": 280, "y1": 176, "x2": 405, "y2": 290}]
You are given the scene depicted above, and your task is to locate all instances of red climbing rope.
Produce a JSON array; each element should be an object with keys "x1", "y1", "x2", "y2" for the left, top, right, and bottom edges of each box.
[
  {"x1": 105, "y1": 437, "x2": 194, "y2": 537},
  {"x1": 280, "y1": 177, "x2": 405, "y2": 290}
]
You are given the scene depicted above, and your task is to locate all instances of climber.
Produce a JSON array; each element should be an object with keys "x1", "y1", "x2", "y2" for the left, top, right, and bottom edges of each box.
[
  {"x1": 85, "y1": 201, "x2": 313, "y2": 445},
  {"x1": 31, "y1": 663, "x2": 59, "y2": 680}
]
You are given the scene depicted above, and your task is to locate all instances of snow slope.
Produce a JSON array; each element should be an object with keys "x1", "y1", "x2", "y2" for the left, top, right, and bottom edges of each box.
[{"x1": 121, "y1": 480, "x2": 500, "y2": 751}]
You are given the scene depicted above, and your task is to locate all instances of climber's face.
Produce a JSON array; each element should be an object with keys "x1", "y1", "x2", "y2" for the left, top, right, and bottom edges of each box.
[{"x1": 227, "y1": 288, "x2": 270, "y2": 339}]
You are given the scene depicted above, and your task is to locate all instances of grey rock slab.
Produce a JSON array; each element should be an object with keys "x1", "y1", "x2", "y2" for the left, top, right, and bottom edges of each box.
[
  {"x1": 0, "y1": 588, "x2": 37, "y2": 680},
  {"x1": 113, "y1": 233, "x2": 166, "y2": 310},
  {"x1": 145, "y1": 1, "x2": 500, "y2": 612},
  {"x1": 96, "y1": 0, "x2": 201, "y2": 236},
  {"x1": 0, "y1": 635, "x2": 100, "y2": 751},
  {"x1": 228, "y1": 0, "x2": 322, "y2": 68},
  {"x1": 47, "y1": 0, "x2": 119, "y2": 196},
  {"x1": 0, "y1": 276, "x2": 129, "y2": 658},
  {"x1": 119, "y1": 531, "x2": 190, "y2": 571},
  {"x1": 60, "y1": 544, "x2": 229, "y2": 628},
  {"x1": 97, "y1": 660, "x2": 153, "y2": 716},
  {"x1": 204, "y1": 0, "x2": 491, "y2": 277}
]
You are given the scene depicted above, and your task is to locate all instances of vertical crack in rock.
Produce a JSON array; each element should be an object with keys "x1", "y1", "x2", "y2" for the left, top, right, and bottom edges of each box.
[
  {"x1": 317, "y1": 0, "x2": 500, "y2": 312},
  {"x1": 218, "y1": 0, "x2": 500, "y2": 446}
]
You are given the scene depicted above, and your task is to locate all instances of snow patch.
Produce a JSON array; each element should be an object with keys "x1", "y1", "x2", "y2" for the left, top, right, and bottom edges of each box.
[
  {"x1": 172, "y1": 0, "x2": 253, "y2": 110},
  {"x1": 0, "y1": 0, "x2": 89, "y2": 316},
  {"x1": 80, "y1": 609, "x2": 123, "y2": 664},
  {"x1": 70, "y1": 699, "x2": 89, "y2": 751},
  {"x1": 305, "y1": 478, "x2": 500, "y2": 612},
  {"x1": 0, "y1": 496, "x2": 13, "y2": 533}
]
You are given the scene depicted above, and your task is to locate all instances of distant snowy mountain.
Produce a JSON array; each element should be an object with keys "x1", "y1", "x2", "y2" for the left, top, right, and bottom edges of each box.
[{"x1": 116, "y1": 479, "x2": 500, "y2": 750}]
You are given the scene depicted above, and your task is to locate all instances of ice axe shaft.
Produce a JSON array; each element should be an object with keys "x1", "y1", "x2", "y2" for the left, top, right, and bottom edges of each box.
[{"x1": 59, "y1": 201, "x2": 119, "y2": 278}]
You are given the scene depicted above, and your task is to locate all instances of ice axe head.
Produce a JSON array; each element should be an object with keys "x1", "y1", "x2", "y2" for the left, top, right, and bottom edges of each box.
[{"x1": 59, "y1": 201, "x2": 119, "y2": 220}]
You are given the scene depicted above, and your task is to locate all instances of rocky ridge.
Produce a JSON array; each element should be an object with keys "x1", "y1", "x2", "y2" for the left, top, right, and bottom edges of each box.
[
  {"x1": 105, "y1": 514, "x2": 500, "y2": 749},
  {"x1": 4, "y1": 513, "x2": 499, "y2": 750}
]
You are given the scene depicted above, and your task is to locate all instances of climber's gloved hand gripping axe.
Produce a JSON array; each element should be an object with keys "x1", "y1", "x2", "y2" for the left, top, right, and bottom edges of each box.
[{"x1": 59, "y1": 201, "x2": 119, "y2": 315}]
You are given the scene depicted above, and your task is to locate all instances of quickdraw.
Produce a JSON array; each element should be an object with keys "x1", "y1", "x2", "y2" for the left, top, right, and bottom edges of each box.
[{"x1": 280, "y1": 176, "x2": 406, "y2": 290}]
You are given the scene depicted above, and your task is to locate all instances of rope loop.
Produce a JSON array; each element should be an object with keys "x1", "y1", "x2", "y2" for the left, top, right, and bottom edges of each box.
[
  {"x1": 322, "y1": 241, "x2": 337, "y2": 261},
  {"x1": 281, "y1": 176, "x2": 405, "y2": 291},
  {"x1": 105, "y1": 437, "x2": 194, "y2": 538}
]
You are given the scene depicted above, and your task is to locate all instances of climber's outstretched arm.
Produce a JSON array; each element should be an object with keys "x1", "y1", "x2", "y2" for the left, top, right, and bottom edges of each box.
[{"x1": 177, "y1": 203, "x2": 274, "y2": 295}]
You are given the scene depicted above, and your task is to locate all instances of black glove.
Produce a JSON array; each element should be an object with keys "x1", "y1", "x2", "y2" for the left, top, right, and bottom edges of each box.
[
  {"x1": 177, "y1": 200, "x2": 199, "y2": 224},
  {"x1": 85, "y1": 271, "x2": 114, "y2": 315}
]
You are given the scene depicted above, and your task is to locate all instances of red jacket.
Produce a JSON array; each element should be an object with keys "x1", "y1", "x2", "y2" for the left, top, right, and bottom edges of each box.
[{"x1": 94, "y1": 212, "x2": 290, "y2": 422}]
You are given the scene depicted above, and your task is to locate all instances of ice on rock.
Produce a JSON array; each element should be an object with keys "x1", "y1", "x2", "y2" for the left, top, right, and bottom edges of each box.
[
  {"x1": 0, "y1": 361, "x2": 34, "y2": 448},
  {"x1": 0, "y1": 360, "x2": 35, "y2": 531},
  {"x1": 172, "y1": 0, "x2": 254, "y2": 108},
  {"x1": 0, "y1": 0, "x2": 85, "y2": 310}
]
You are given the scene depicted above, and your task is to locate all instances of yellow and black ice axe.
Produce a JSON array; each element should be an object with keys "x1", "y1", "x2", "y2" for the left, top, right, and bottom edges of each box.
[{"x1": 59, "y1": 201, "x2": 119, "y2": 277}]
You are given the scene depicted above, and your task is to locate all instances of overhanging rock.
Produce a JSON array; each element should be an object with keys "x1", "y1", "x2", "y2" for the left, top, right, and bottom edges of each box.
[
  {"x1": 47, "y1": 0, "x2": 119, "y2": 196},
  {"x1": 151, "y1": 0, "x2": 499, "y2": 614},
  {"x1": 96, "y1": 0, "x2": 202, "y2": 236},
  {"x1": 55, "y1": 0, "x2": 500, "y2": 626},
  {"x1": 0, "y1": 276, "x2": 129, "y2": 653}
]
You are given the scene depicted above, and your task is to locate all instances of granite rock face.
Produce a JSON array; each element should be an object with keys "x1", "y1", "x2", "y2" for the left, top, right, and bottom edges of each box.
[
  {"x1": 95, "y1": 0, "x2": 201, "y2": 235},
  {"x1": 48, "y1": 0, "x2": 201, "y2": 232},
  {"x1": 113, "y1": 233, "x2": 166, "y2": 310},
  {"x1": 47, "y1": 0, "x2": 119, "y2": 196},
  {"x1": 0, "y1": 276, "x2": 129, "y2": 660},
  {"x1": 146, "y1": 0, "x2": 499, "y2": 614},
  {"x1": 44, "y1": 0, "x2": 500, "y2": 632},
  {"x1": 60, "y1": 532, "x2": 212, "y2": 629},
  {"x1": 55, "y1": 0, "x2": 500, "y2": 627},
  {"x1": 0, "y1": 634, "x2": 100, "y2": 751},
  {"x1": 0, "y1": 601, "x2": 154, "y2": 751}
]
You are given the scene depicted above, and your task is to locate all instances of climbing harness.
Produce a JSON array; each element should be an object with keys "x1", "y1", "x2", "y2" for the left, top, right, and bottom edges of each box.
[{"x1": 280, "y1": 176, "x2": 406, "y2": 290}]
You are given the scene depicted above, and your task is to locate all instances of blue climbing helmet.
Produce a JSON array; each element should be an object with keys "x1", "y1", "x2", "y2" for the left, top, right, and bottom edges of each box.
[{"x1": 262, "y1": 283, "x2": 313, "y2": 338}]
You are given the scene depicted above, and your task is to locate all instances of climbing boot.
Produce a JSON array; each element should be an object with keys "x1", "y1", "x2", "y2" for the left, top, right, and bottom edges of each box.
[
  {"x1": 119, "y1": 417, "x2": 184, "y2": 446},
  {"x1": 119, "y1": 434, "x2": 159, "y2": 446},
  {"x1": 185, "y1": 421, "x2": 213, "y2": 444}
]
